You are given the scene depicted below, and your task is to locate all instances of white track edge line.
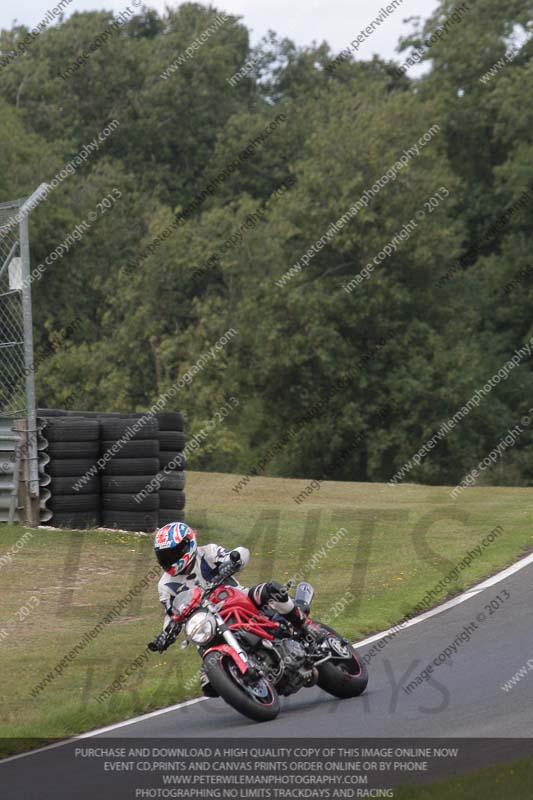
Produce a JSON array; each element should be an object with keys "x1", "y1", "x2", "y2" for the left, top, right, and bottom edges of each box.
[
  {"x1": 3, "y1": 549, "x2": 533, "y2": 764},
  {"x1": 355, "y1": 550, "x2": 533, "y2": 648},
  {"x1": 0, "y1": 698, "x2": 207, "y2": 764}
]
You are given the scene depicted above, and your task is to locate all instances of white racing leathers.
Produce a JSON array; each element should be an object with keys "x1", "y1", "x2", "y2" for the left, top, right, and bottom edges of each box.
[{"x1": 157, "y1": 543, "x2": 295, "y2": 631}]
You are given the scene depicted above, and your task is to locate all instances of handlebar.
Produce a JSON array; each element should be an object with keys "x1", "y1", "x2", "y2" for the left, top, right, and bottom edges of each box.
[
  {"x1": 171, "y1": 566, "x2": 295, "y2": 626},
  {"x1": 203, "y1": 553, "x2": 247, "y2": 591},
  {"x1": 170, "y1": 560, "x2": 242, "y2": 625}
]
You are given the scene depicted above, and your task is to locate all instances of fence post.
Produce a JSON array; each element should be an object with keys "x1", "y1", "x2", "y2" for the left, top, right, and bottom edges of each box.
[
  {"x1": 13, "y1": 418, "x2": 39, "y2": 526},
  {"x1": 19, "y1": 213, "x2": 39, "y2": 502}
]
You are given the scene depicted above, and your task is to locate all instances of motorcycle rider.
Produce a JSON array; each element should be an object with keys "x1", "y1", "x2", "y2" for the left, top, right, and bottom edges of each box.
[{"x1": 148, "y1": 522, "x2": 306, "y2": 658}]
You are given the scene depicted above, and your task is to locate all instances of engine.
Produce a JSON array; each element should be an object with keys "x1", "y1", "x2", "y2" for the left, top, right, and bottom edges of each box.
[
  {"x1": 236, "y1": 630, "x2": 317, "y2": 696},
  {"x1": 272, "y1": 639, "x2": 314, "y2": 696}
]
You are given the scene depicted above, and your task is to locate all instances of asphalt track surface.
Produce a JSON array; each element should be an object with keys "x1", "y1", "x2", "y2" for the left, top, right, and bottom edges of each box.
[
  {"x1": 93, "y1": 560, "x2": 533, "y2": 739},
  {"x1": 2, "y1": 559, "x2": 533, "y2": 799}
]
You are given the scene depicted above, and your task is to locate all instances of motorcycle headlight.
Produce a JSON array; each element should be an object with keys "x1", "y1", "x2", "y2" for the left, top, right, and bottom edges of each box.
[{"x1": 185, "y1": 611, "x2": 216, "y2": 645}]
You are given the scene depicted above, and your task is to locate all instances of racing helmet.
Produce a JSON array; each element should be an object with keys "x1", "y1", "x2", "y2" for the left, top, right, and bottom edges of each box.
[{"x1": 154, "y1": 522, "x2": 197, "y2": 576}]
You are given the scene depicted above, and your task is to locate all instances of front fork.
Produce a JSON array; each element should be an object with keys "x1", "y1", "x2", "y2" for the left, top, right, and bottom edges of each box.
[{"x1": 202, "y1": 610, "x2": 253, "y2": 676}]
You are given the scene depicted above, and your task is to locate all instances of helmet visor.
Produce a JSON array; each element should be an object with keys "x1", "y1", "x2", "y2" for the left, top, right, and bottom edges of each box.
[{"x1": 156, "y1": 537, "x2": 190, "y2": 571}]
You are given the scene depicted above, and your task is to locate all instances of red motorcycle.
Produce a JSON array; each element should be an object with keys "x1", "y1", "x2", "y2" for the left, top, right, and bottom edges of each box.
[{"x1": 165, "y1": 564, "x2": 368, "y2": 722}]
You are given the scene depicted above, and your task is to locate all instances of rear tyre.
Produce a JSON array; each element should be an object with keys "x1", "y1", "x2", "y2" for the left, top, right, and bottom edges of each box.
[
  {"x1": 203, "y1": 652, "x2": 280, "y2": 722},
  {"x1": 314, "y1": 623, "x2": 368, "y2": 699}
]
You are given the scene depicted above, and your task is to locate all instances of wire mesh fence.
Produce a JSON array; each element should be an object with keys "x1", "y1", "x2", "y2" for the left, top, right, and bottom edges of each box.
[
  {"x1": 0, "y1": 186, "x2": 48, "y2": 513},
  {"x1": 0, "y1": 198, "x2": 27, "y2": 418}
]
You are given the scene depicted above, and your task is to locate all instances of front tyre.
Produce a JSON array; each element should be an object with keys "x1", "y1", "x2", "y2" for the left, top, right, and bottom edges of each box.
[
  {"x1": 203, "y1": 652, "x2": 280, "y2": 722},
  {"x1": 314, "y1": 623, "x2": 368, "y2": 699}
]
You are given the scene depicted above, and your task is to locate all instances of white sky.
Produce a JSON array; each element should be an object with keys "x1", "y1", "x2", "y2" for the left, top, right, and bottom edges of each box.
[{"x1": 0, "y1": 0, "x2": 440, "y2": 69}]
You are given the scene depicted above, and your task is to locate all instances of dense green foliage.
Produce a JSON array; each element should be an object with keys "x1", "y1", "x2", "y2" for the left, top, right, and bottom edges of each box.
[{"x1": 1, "y1": 0, "x2": 532, "y2": 485}]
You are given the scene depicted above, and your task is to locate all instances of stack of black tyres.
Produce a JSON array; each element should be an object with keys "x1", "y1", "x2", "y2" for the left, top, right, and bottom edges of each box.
[
  {"x1": 100, "y1": 416, "x2": 160, "y2": 532},
  {"x1": 45, "y1": 417, "x2": 101, "y2": 529},
  {"x1": 156, "y1": 412, "x2": 186, "y2": 526}
]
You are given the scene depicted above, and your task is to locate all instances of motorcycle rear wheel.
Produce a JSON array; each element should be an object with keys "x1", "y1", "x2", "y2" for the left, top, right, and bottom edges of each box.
[
  {"x1": 203, "y1": 652, "x2": 280, "y2": 722},
  {"x1": 314, "y1": 623, "x2": 368, "y2": 699}
]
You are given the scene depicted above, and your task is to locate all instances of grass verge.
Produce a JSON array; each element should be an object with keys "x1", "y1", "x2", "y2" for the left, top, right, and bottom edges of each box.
[
  {"x1": 397, "y1": 753, "x2": 533, "y2": 799},
  {"x1": 0, "y1": 472, "x2": 532, "y2": 756}
]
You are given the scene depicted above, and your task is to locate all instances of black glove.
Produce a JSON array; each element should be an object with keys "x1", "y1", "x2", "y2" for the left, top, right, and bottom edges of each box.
[
  {"x1": 148, "y1": 625, "x2": 179, "y2": 653},
  {"x1": 266, "y1": 579, "x2": 289, "y2": 604},
  {"x1": 218, "y1": 550, "x2": 241, "y2": 579},
  {"x1": 148, "y1": 633, "x2": 168, "y2": 653}
]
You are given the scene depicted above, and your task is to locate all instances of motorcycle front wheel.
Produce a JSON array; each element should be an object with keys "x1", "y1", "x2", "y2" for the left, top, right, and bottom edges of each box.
[
  {"x1": 203, "y1": 652, "x2": 280, "y2": 722},
  {"x1": 314, "y1": 622, "x2": 369, "y2": 699}
]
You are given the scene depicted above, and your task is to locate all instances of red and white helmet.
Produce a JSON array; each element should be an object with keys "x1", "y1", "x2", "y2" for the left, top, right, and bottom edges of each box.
[{"x1": 154, "y1": 522, "x2": 197, "y2": 576}]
